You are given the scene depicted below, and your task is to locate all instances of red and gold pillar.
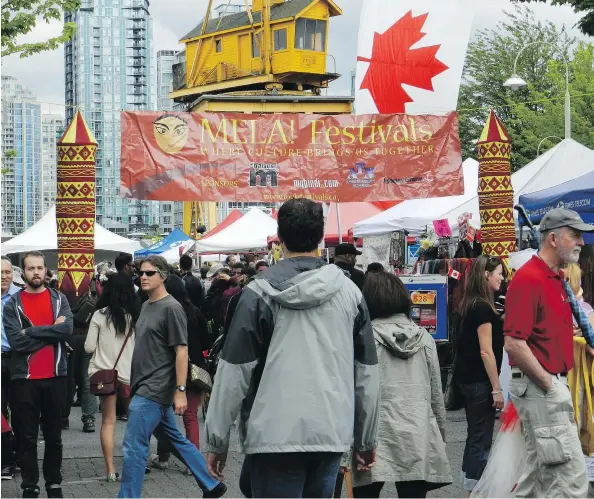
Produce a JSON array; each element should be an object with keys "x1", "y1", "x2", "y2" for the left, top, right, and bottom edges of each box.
[
  {"x1": 56, "y1": 110, "x2": 97, "y2": 304},
  {"x1": 477, "y1": 110, "x2": 516, "y2": 267}
]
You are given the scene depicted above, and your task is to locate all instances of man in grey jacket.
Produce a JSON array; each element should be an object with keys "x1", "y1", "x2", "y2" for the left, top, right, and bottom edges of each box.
[
  {"x1": 3, "y1": 251, "x2": 73, "y2": 498},
  {"x1": 205, "y1": 198, "x2": 380, "y2": 498}
]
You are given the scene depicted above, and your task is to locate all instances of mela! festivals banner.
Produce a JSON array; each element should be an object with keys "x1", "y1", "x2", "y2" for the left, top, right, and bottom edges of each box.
[{"x1": 120, "y1": 112, "x2": 463, "y2": 203}]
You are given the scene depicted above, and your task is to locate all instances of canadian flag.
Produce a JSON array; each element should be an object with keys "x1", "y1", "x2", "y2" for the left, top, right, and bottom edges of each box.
[
  {"x1": 356, "y1": 0, "x2": 475, "y2": 115},
  {"x1": 448, "y1": 268, "x2": 461, "y2": 280}
]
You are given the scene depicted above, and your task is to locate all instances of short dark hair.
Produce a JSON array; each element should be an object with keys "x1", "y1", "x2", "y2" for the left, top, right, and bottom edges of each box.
[
  {"x1": 363, "y1": 271, "x2": 412, "y2": 320},
  {"x1": 179, "y1": 254, "x2": 193, "y2": 271},
  {"x1": 366, "y1": 262, "x2": 384, "y2": 274},
  {"x1": 115, "y1": 253, "x2": 133, "y2": 272},
  {"x1": 232, "y1": 262, "x2": 245, "y2": 270},
  {"x1": 21, "y1": 251, "x2": 45, "y2": 270},
  {"x1": 255, "y1": 260, "x2": 269, "y2": 269},
  {"x1": 277, "y1": 198, "x2": 324, "y2": 253}
]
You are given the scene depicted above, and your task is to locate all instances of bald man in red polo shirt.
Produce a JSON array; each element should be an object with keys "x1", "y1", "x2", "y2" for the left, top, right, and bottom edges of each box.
[{"x1": 504, "y1": 208, "x2": 591, "y2": 498}]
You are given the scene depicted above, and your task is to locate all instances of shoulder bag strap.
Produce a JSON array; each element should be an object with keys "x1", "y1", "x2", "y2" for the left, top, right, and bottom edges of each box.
[{"x1": 112, "y1": 321, "x2": 133, "y2": 370}]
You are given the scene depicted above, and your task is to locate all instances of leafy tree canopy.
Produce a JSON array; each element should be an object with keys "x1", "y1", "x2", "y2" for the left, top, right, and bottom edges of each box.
[
  {"x1": 1, "y1": 0, "x2": 80, "y2": 58},
  {"x1": 458, "y1": 6, "x2": 594, "y2": 171}
]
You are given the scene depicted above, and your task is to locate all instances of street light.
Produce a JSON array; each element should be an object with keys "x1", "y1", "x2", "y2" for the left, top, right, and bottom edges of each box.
[
  {"x1": 503, "y1": 41, "x2": 571, "y2": 139},
  {"x1": 537, "y1": 135, "x2": 563, "y2": 156}
]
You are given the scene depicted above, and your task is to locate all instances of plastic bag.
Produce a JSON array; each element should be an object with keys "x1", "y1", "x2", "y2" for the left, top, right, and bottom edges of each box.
[{"x1": 470, "y1": 401, "x2": 527, "y2": 498}]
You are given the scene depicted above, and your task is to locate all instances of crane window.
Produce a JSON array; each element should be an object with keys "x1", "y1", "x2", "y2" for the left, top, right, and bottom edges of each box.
[
  {"x1": 274, "y1": 28, "x2": 287, "y2": 51},
  {"x1": 294, "y1": 18, "x2": 326, "y2": 52}
]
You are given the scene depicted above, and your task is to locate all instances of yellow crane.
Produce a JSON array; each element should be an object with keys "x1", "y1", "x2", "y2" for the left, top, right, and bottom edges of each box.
[{"x1": 172, "y1": 0, "x2": 352, "y2": 236}]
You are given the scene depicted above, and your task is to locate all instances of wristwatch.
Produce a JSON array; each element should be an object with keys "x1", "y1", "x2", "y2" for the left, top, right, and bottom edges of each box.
[{"x1": 176, "y1": 385, "x2": 186, "y2": 392}]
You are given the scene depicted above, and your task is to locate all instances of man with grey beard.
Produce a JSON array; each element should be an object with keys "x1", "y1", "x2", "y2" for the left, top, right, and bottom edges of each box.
[{"x1": 504, "y1": 208, "x2": 593, "y2": 498}]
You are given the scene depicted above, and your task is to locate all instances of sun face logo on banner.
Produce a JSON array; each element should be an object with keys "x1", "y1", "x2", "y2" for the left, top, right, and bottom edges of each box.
[{"x1": 356, "y1": 0, "x2": 475, "y2": 115}]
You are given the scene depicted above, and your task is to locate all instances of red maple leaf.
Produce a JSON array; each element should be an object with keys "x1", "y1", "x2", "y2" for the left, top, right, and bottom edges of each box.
[{"x1": 357, "y1": 10, "x2": 449, "y2": 113}]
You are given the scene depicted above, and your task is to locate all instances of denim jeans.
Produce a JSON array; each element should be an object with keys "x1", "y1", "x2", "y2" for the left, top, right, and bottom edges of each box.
[
  {"x1": 249, "y1": 452, "x2": 342, "y2": 498},
  {"x1": 458, "y1": 381, "x2": 495, "y2": 491},
  {"x1": 64, "y1": 334, "x2": 97, "y2": 421},
  {"x1": 118, "y1": 395, "x2": 219, "y2": 498}
]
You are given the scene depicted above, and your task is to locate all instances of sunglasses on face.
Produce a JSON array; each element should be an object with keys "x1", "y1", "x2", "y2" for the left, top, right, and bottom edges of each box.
[{"x1": 139, "y1": 270, "x2": 159, "y2": 277}]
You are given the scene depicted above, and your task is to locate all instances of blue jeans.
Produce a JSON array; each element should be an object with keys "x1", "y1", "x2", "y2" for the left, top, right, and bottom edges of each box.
[
  {"x1": 249, "y1": 452, "x2": 342, "y2": 498},
  {"x1": 118, "y1": 395, "x2": 219, "y2": 498},
  {"x1": 459, "y1": 381, "x2": 495, "y2": 490}
]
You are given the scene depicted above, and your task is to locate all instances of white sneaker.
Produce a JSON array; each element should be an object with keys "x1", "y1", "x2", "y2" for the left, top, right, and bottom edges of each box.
[{"x1": 149, "y1": 454, "x2": 169, "y2": 470}]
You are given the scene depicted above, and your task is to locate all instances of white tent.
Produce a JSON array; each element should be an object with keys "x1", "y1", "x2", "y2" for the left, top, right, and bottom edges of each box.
[
  {"x1": 353, "y1": 158, "x2": 479, "y2": 237},
  {"x1": 1, "y1": 205, "x2": 143, "y2": 256},
  {"x1": 190, "y1": 207, "x2": 278, "y2": 254},
  {"x1": 439, "y1": 139, "x2": 594, "y2": 227}
]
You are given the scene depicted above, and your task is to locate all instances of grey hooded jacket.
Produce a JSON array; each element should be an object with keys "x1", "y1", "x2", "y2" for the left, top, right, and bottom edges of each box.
[
  {"x1": 3, "y1": 287, "x2": 73, "y2": 380},
  {"x1": 204, "y1": 257, "x2": 380, "y2": 455},
  {"x1": 352, "y1": 314, "x2": 451, "y2": 487}
]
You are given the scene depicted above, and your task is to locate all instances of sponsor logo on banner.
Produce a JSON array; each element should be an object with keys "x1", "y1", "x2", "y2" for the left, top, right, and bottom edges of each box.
[
  {"x1": 248, "y1": 162, "x2": 278, "y2": 187},
  {"x1": 294, "y1": 179, "x2": 341, "y2": 189},
  {"x1": 347, "y1": 162, "x2": 375, "y2": 188}
]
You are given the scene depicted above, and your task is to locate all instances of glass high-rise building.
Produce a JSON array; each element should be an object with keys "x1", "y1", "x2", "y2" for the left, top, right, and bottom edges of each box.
[
  {"x1": 1, "y1": 76, "x2": 42, "y2": 234},
  {"x1": 156, "y1": 49, "x2": 184, "y2": 232},
  {"x1": 41, "y1": 114, "x2": 65, "y2": 214},
  {"x1": 64, "y1": 0, "x2": 158, "y2": 234}
]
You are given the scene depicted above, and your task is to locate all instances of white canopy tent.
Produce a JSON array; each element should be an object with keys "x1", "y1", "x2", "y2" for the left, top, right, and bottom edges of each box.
[
  {"x1": 438, "y1": 139, "x2": 594, "y2": 227},
  {"x1": 160, "y1": 240, "x2": 196, "y2": 264},
  {"x1": 1, "y1": 206, "x2": 143, "y2": 263},
  {"x1": 353, "y1": 158, "x2": 479, "y2": 237},
  {"x1": 190, "y1": 207, "x2": 278, "y2": 254}
]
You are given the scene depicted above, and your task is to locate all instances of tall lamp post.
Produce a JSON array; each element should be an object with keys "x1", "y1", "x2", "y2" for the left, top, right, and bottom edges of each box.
[{"x1": 503, "y1": 41, "x2": 571, "y2": 139}]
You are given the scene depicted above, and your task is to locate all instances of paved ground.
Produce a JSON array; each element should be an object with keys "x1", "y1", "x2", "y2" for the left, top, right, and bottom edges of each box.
[{"x1": 2, "y1": 407, "x2": 592, "y2": 498}]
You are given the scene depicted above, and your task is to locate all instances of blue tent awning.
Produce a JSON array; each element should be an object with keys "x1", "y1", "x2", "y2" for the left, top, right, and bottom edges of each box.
[
  {"x1": 135, "y1": 228, "x2": 192, "y2": 257},
  {"x1": 520, "y1": 171, "x2": 594, "y2": 223},
  {"x1": 519, "y1": 170, "x2": 594, "y2": 243}
]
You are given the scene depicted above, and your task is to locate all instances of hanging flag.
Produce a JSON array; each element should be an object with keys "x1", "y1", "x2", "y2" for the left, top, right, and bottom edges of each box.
[
  {"x1": 448, "y1": 268, "x2": 461, "y2": 280},
  {"x1": 356, "y1": 0, "x2": 475, "y2": 115}
]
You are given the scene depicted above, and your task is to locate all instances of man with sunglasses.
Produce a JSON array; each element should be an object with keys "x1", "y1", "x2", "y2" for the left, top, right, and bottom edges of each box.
[
  {"x1": 504, "y1": 208, "x2": 593, "y2": 497},
  {"x1": 118, "y1": 256, "x2": 226, "y2": 498}
]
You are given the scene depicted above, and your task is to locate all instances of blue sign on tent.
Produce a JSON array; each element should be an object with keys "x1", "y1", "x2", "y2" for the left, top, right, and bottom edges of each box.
[
  {"x1": 135, "y1": 228, "x2": 192, "y2": 257},
  {"x1": 519, "y1": 170, "x2": 594, "y2": 243}
]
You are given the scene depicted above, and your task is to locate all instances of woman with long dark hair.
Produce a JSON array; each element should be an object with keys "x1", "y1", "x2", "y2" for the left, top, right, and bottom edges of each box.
[
  {"x1": 149, "y1": 274, "x2": 212, "y2": 471},
  {"x1": 85, "y1": 273, "x2": 141, "y2": 482},
  {"x1": 352, "y1": 271, "x2": 451, "y2": 498},
  {"x1": 457, "y1": 255, "x2": 505, "y2": 494}
]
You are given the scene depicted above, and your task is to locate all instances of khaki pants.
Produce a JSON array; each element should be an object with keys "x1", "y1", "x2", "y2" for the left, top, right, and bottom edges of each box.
[{"x1": 509, "y1": 371, "x2": 589, "y2": 498}]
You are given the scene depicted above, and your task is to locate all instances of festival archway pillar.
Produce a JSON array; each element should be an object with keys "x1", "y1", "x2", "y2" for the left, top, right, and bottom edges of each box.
[
  {"x1": 477, "y1": 110, "x2": 517, "y2": 268},
  {"x1": 56, "y1": 110, "x2": 97, "y2": 304}
]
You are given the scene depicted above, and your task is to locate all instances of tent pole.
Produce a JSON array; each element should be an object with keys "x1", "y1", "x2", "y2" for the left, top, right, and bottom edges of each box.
[{"x1": 336, "y1": 203, "x2": 343, "y2": 244}]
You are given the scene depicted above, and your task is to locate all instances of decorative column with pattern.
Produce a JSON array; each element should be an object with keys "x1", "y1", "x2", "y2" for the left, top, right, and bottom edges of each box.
[
  {"x1": 477, "y1": 109, "x2": 517, "y2": 267},
  {"x1": 56, "y1": 110, "x2": 97, "y2": 304}
]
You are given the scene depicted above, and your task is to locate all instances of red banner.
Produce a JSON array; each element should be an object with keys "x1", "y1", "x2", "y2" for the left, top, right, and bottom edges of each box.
[{"x1": 120, "y1": 112, "x2": 463, "y2": 203}]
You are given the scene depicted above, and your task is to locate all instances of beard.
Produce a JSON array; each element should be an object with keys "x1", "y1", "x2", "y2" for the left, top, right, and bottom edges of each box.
[
  {"x1": 25, "y1": 276, "x2": 44, "y2": 289},
  {"x1": 558, "y1": 245, "x2": 581, "y2": 265}
]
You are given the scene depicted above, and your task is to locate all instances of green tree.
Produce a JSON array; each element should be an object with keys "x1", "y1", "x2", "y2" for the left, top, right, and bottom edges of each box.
[
  {"x1": 457, "y1": 6, "x2": 594, "y2": 171},
  {"x1": 513, "y1": 0, "x2": 594, "y2": 37},
  {"x1": 1, "y1": 0, "x2": 80, "y2": 58},
  {"x1": 1, "y1": 149, "x2": 17, "y2": 175}
]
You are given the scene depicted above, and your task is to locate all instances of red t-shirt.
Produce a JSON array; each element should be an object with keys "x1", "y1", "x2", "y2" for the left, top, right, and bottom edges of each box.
[
  {"x1": 21, "y1": 289, "x2": 55, "y2": 379},
  {"x1": 504, "y1": 255, "x2": 573, "y2": 374}
]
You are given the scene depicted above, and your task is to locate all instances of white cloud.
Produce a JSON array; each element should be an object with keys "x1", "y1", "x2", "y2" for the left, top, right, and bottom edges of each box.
[{"x1": 1, "y1": 0, "x2": 587, "y2": 110}]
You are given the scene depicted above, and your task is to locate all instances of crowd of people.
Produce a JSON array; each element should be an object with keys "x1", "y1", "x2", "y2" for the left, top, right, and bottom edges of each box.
[{"x1": 1, "y1": 200, "x2": 593, "y2": 498}]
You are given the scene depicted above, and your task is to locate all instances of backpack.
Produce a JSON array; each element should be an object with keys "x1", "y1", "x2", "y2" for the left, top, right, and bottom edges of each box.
[{"x1": 71, "y1": 280, "x2": 98, "y2": 329}]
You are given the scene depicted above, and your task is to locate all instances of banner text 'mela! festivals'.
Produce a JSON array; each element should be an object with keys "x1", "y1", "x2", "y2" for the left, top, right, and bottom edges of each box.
[{"x1": 120, "y1": 112, "x2": 463, "y2": 203}]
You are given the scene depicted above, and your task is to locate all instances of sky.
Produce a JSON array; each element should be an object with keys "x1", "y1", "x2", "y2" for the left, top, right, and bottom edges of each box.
[{"x1": 1, "y1": 0, "x2": 587, "y2": 115}]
